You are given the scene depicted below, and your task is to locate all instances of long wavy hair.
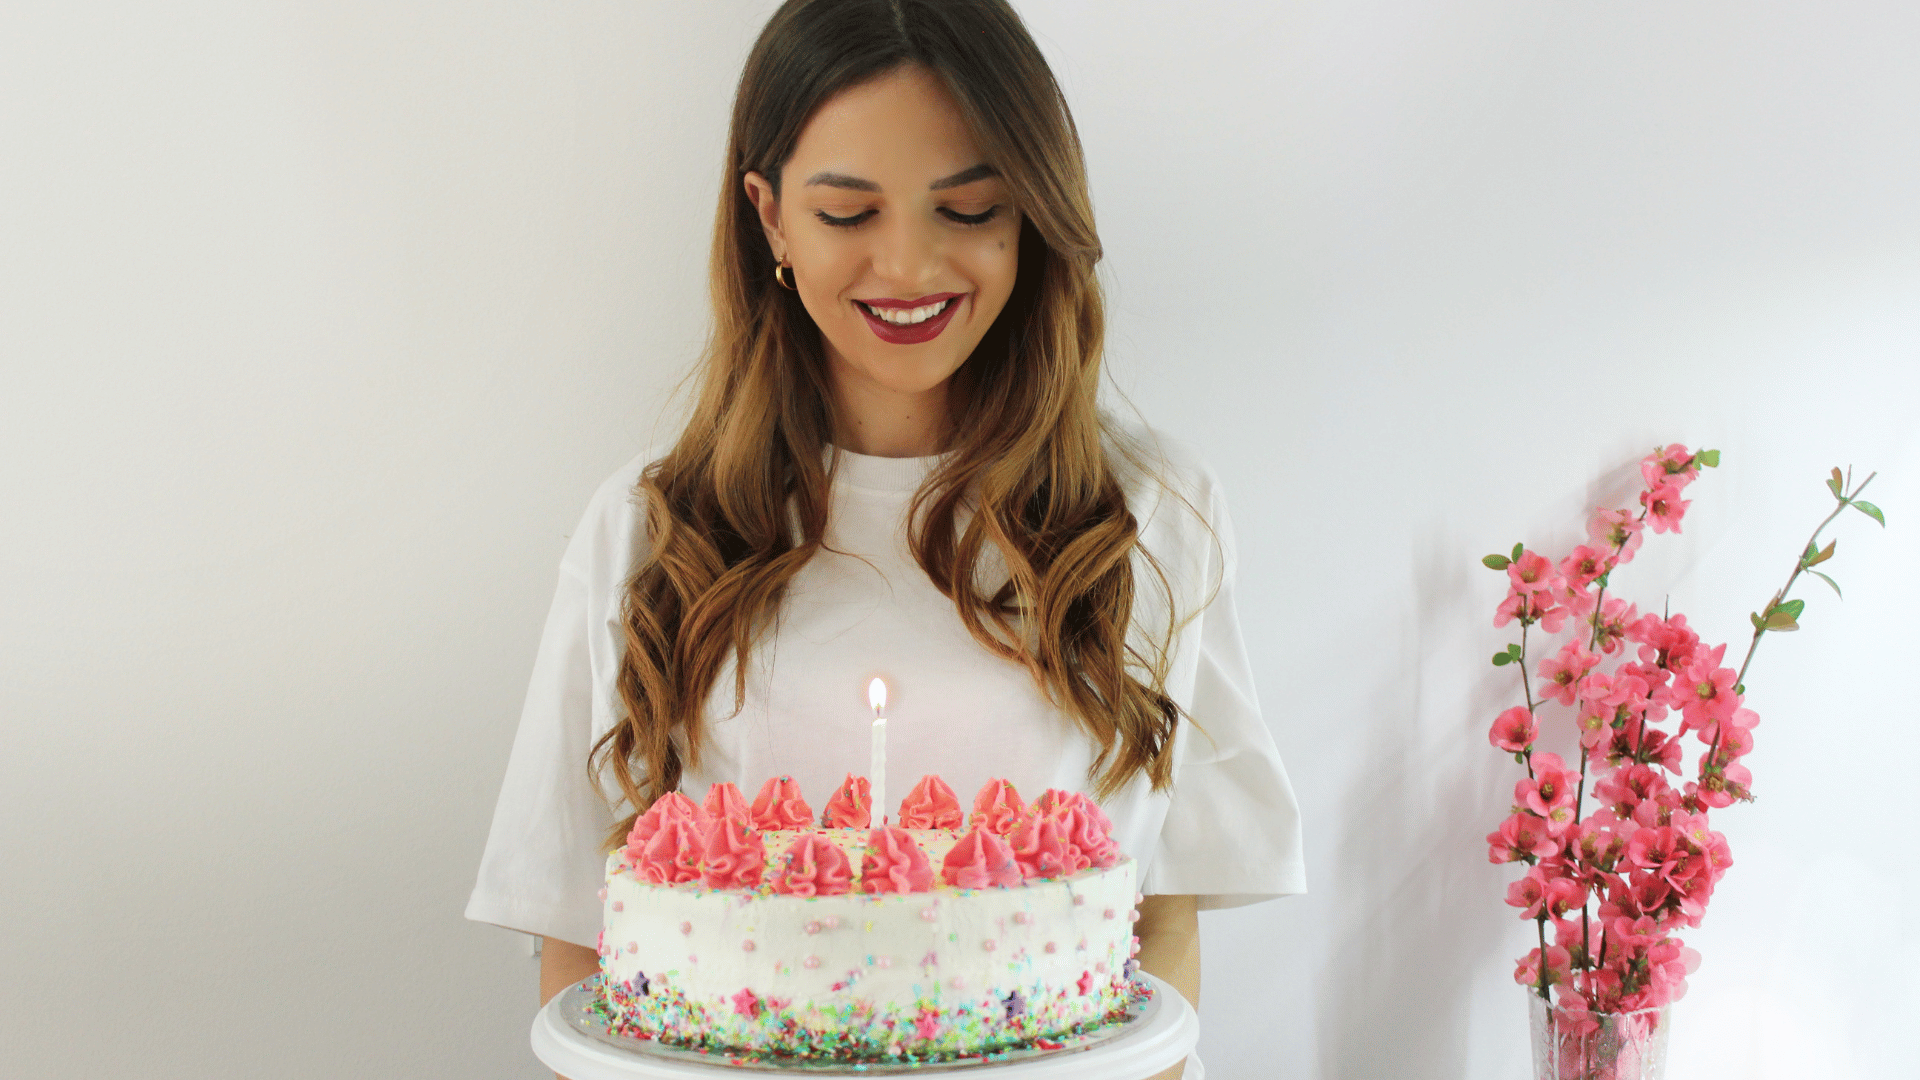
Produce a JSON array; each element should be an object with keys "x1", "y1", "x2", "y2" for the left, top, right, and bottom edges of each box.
[{"x1": 591, "y1": 0, "x2": 1202, "y2": 848}]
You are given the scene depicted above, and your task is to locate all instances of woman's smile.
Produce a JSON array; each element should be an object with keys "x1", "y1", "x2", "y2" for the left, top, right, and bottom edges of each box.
[{"x1": 854, "y1": 292, "x2": 966, "y2": 344}]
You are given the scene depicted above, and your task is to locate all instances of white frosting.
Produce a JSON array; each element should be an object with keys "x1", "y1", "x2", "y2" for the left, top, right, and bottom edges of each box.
[{"x1": 601, "y1": 850, "x2": 1138, "y2": 1025}]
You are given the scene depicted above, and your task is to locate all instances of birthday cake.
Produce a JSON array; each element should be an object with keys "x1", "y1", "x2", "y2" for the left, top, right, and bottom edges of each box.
[{"x1": 593, "y1": 773, "x2": 1144, "y2": 1063}]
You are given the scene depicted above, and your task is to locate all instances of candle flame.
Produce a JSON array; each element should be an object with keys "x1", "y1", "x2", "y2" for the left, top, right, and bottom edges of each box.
[{"x1": 868, "y1": 677, "x2": 887, "y2": 713}]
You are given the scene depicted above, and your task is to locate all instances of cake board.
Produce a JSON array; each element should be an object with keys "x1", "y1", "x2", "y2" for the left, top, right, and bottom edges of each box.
[{"x1": 531, "y1": 974, "x2": 1198, "y2": 1080}]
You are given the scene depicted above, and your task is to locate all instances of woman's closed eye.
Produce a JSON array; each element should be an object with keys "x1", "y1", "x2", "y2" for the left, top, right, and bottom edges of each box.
[{"x1": 812, "y1": 205, "x2": 1003, "y2": 229}]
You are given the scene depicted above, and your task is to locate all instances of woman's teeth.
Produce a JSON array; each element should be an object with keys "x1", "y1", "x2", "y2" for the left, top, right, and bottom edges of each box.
[{"x1": 861, "y1": 298, "x2": 954, "y2": 325}]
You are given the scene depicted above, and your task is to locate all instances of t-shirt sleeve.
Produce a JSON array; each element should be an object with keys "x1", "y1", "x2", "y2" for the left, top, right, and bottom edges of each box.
[
  {"x1": 1140, "y1": 466, "x2": 1307, "y2": 910},
  {"x1": 464, "y1": 478, "x2": 636, "y2": 949}
]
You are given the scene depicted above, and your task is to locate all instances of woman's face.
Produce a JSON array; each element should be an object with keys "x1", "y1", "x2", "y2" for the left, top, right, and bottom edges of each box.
[{"x1": 745, "y1": 64, "x2": 1023, "y2": 420}]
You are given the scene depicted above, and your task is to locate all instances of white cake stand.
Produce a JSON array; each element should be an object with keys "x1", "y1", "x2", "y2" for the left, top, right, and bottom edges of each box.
[{"x1": 531, "y1": 975, "x2": 1197, "y2": 1080}]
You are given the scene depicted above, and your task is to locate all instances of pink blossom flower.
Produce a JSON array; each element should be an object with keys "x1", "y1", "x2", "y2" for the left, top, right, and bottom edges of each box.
[
  {"x1": 1507, "y1": 550, "x2": 1561, "y2": 595},
  {"x1": 1640, "y1": 480, "x2": 1691, "y2": 534},
  {"x1": 1626, "y1": 826, "x2": 1686, "y2": 879},
  {"x1": 1641, "y1": 444, "x2": 1700, "y2": 488},
  {"x1": 1559, "y1": 546, "x2": 1614, "y2": 591},
  {"x1": 1592, "y1": 764, "x2": 1670, "y2": 819},
  {"x1": 1588, "y1": 507, "x2": 1647, "y2": 563},
  {"x1": 1506, "y1": 865, "x2": 1552, "y2": 918},
  {"x1": 1514, "y1": 945, "x2": 1572, "y2": 989},
  {"x1": 1695, "y1": 706, "x2": 1760, "y2": 757},
  {"x1": 1538, "y1": 641, "x2": 1601, "y2": 707},
  {"x1": 1544, "y1": 877, "x2": 1589, "y2": 920},
  {"x1": 1588, "y1": 597, "x2": 1640, "y2": 655},
  {"x1": 1489, "y1": 706, "x2": 1536, "y2": 752},
  {"x1": 1516, "y1": 753, "x2": 1579, "y2": 818},
  {"x1": 1496, "y1": 588, "x2": 1572, "y2": 633},
  {"x1": 1488, "y1": 812, "x2": 1560, "y2": 863},
  {"x1": 1696, "y1": 760, "x2": 1753, "y2": 808},
  {"x1": 1673, "y1": 650, "x2": 1740, "y2": 734},
  {"x1": 1629, "y1": 612, "x2": 1701, "y2": 671}
]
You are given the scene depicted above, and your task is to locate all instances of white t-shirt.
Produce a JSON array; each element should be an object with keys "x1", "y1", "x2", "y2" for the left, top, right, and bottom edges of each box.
[{"x1": 466, "y1": 424, "x2": 1306, "y2": 950}]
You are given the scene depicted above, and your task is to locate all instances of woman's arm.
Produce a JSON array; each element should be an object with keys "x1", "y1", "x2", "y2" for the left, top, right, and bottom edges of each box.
[
  {"x1": 539, "y1": 936, "x2": 602, "y2": 1080},
  {"x1": 1133, "y1": 893, "x2": 1200, "y2": 1080}
]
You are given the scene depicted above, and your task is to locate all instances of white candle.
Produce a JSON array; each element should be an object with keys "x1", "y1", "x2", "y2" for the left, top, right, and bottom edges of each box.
[{"x1": 867, "y1": 677, "x2": 888, "y2": 827}]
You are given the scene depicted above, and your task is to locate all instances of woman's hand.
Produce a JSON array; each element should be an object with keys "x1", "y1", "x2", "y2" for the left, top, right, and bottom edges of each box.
[
  {"x1": 539, "y1": 936, "x2": 601, "y2": 1080},
  {"x1": 1133, "y1": 893, "x2": 1200, "y2": 1080}
]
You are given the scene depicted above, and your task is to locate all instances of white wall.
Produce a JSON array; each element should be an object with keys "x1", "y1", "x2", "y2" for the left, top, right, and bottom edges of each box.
[{"x1": 3, "y1": 2, "x2": 1913, "y2": 1077}]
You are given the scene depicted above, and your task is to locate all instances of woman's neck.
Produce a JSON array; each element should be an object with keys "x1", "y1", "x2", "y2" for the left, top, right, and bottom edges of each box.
[{"x1": 830, "y1": 372, "x2": 950, "y2": 458}]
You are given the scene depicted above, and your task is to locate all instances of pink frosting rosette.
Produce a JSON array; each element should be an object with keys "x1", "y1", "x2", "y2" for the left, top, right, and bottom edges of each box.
[
  {"x1": 897, "y1": 774, "x2": 963, "y2": 830},
  {"x1": 968, "y1": 779, "x2": 1026, "y2": 836},
  {"x1": 1054, "y1": 792, "x2": 1121, "y2": 869},
  {"x1": 821, "y1": 773, "x2": 872, "y2": 829},
  {"x1": 636, "y1": 816, "x2": 707, "y2": 885},
  {"x1": 940, "y1": 826, "x2": 1022, "y2": 889},
  {"x1": 750, "y1": 775, "x2": 813, "y2": 831},
  {"x1": 1030, "y1": 787, "x2": 1074, "y2": 817},
  {"x1": 769, "y1": 832, "x2": 853, "y2": 897},
  {"x1": 861, "y1": 825, "x2": 935, "y2": 894},
  {"x1": 700, "y1": 815, "x2": 766, "y2": 889},
  {"x1": 702, "y1": 781, "x2": 751, "y2": 825},
  {"x1": 623, "y1": 791, "x2": 708, "y2": 864},
  {"x1": 1008, "y1": 810, "x2": 1091, "y2": 880}
]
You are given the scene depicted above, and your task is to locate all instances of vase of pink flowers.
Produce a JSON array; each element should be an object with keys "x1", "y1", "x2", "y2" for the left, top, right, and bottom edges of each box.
[{"x1": 1481, "y1": 444, "x2": 1884, "y2": 1080}]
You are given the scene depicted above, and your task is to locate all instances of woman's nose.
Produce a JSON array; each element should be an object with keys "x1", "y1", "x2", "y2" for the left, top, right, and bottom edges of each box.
[{"x1": 868, "y1": 212, "x2": 943, "y2": 292}]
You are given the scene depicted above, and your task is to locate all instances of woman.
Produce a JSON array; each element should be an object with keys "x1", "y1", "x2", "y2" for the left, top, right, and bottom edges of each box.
[{"x1": 467, "y1": 2, "x2": 1305, "y2": 1076}]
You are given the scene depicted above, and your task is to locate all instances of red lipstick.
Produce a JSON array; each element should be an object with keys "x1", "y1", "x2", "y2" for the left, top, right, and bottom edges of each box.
[{"x1": 854, "y1": 292, "x2": 965, "y2": 345}]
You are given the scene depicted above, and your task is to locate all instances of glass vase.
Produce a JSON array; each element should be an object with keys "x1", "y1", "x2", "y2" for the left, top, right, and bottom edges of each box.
[{"x1": 1527, "y1": 991, "x2": 1670, "y2": 1080}]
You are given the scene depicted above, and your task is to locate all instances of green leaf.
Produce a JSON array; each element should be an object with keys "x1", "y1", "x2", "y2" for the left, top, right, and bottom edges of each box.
[
  {"x1": 1750, "y1": 611, "x2": 1766, "y2": 631},
  {"x1": 1484, "y1": 554, "x2": 1511, "y2": 570},
  {"x1": 1775, "y1": 598, "x2": 1806, "y2": 619},
  {"x1": 1734, "y1": 683, "x2": 1745, "y2": 695},
  {"x1": 1853, "y1": 500, "x2": 1886, "y2": 526},
  {"x1": 1493, "y1": 651, "x2": 1513, "y2": 666},
  {"x1": 1806, "y1": 539, "x2": 1836, "y2": 567},
  {"x1": 1763, "y1": 610, "x2": 1801, "y2": 631},
  {"x1": 1829, "y1": 467, "x2": 1845, "y2": 497},
  {"x1": 1508, "y1": 644, "x2": 1525, "y2": 661},
  {"x1": 1811, "y1": 569, "x2": 1842, "y2": 598},
  {"x1": 1696, "y1": 449, "x2": 1720, "y2": 468},
  {"x1": 1512, "y1": 542, "x2": 1525, "y2": 562},
  {"x1": 1513, "y1": 751, "x2": 1526, "y2": 765}
]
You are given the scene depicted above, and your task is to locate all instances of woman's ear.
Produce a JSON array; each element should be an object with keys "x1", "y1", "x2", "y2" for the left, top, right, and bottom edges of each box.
[{"x1": 742, "y1": 171, "x2": 786, "y2": 260}]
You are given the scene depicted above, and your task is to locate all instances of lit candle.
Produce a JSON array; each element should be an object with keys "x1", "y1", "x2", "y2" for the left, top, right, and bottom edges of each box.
[{"x1": 868, "y1": 677, "x2": 888, "y2": 827}]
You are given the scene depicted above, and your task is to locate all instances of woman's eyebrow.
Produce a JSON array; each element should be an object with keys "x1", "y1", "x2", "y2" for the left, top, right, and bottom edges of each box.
[{"x1": 802, "y1": 163, "x2": 998, "y2": 192}]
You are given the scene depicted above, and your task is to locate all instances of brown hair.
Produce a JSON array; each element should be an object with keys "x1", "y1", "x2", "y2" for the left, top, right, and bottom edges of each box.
[{"x1": 590, "y1": 0, "x2": 1202, "y2": 848}]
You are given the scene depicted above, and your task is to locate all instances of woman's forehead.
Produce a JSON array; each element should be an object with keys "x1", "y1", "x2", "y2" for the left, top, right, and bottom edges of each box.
[{"x1": 786, "y1": 67, "x2": 995, "y2": 192}]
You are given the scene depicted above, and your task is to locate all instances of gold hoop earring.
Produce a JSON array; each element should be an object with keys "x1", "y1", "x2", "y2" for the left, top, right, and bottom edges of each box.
[{"x1": 773, "y1": 260, "x2": 796, "y2": 290}]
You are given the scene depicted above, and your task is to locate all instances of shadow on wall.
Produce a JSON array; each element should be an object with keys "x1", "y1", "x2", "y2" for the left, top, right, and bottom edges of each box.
[{"x1": 1313, "y1": 529, "x2": 1523, "y2": 1080}]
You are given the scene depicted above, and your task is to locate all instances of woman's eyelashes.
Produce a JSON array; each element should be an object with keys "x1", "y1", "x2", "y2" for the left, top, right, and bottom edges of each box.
[{"x1": 812, "y1": 205, "x2": 1003, "y2": 229}]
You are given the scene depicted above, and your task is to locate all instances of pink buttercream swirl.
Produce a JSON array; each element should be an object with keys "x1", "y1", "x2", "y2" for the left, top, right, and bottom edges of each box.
[
  {"x1": 702, "y1": 781, "x2": 750, "y2": 825},
  {"x1": 821, "y1": 773, "x2": 871, "y2": 829},
  {"x1": 1054, "y1": 792, "x2": 1121, "y2": 869},
  {"x1": 940, "y1": 826, "x2": 1022, "y2": 889},
  {"x1": 636, "y1": 816, "x2": 707, "y2": 885},
  {"x1": 969, "y1": 778, "x2": 1027, "y2": 835},
  {"x1": 623, "y1": 791, "x2": 708, "y2": 865},
  {"x1": 1008, "y1": 810, "x2": 1091, "y2": 880},
  {"x1": 769, "y1": 832, "x2": 853, "y2": 897},
  {"x1": 700, "y1": 816, "x2": 766, "y2": 889},
  {"x1": 1030, "y1": 787, "x2": 1073, "y2": 817},
  {"x1": 897, "y1": 774, "x2": 963, "y2": 830},
  {"x1": 861, "y1": 825, "x2": 935, "y2": 894},
  {"x1": 750, "y1": 775, "x2": 813, "y2": 831}
]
